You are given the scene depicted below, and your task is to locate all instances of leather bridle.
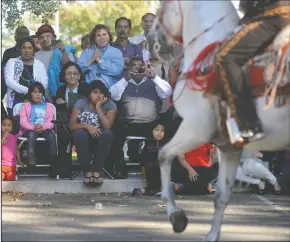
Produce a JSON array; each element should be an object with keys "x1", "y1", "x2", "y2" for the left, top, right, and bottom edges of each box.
[{"x1": 158, "y1": 0, "x2": 183, "y2": 44}]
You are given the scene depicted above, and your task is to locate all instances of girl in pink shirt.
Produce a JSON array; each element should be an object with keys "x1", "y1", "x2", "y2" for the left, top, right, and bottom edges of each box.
[
  {"x1": 19, "y1": 82, "x2": 57, "y2": 177},
  {"x1": 2, "y1": 116, "x2": 21, "y2": 181}
]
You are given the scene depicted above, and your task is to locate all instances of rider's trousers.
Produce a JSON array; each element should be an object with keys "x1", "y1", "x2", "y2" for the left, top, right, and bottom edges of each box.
[{"x1": 215, "y1": 5, "x2": 289, "y2": 130}]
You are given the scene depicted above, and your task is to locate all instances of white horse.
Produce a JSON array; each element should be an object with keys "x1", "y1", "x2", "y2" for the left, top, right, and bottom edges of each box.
[{"x1": 147, "y1": 1, "x2": 290, "y2": 241}]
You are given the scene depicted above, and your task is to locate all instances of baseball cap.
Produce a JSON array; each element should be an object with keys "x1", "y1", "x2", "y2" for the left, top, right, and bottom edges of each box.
[{"x1": 36, "y1": 24, "x2": 55, "y2": 36}]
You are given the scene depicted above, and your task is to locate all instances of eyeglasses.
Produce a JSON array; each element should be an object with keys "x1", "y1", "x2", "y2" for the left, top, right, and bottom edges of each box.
[{"x1": 65, "y1": 72, "x2": 79, "y2": 77}]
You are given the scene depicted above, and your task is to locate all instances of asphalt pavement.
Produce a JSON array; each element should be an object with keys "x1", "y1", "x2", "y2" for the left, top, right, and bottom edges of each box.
[{"x1": 2, "y1": 192, "x2": 290, "y2": 241}]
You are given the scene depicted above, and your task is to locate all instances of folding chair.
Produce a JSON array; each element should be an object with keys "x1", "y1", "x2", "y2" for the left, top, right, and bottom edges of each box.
[
  {"x1": 124, "y1": 136, "x2": 146, "y2": 167},
  {"x1": 13, "y1": 103, "x2": 59, "y2": 180}
]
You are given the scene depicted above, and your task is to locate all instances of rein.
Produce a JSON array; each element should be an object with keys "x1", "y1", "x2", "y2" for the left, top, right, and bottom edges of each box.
[{"x1": 156, "y1": 1, "x2": 237, "y2": 106}]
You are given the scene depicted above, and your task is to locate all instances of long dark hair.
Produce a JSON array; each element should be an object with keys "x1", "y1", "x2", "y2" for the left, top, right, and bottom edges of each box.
[
  {"x1": 88, "y1": 80, "x2": 111, "y2": 99},
  {"x1": 18, "y1": 37, "x2": 36, "y2": 52},
  {"x1": 27, "y1": 82, "x2": 45, "y2": 102}
]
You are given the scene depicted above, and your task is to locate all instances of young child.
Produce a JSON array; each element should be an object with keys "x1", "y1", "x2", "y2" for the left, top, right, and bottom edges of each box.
[
  {"x1": 132, "y1": 122, "x2": 177, "y2": 196},
  {"x1": 19, "y1": 82, "x2": 57, "y2": 177},
  {"x1": 2, "y1": 116, "x2": 21, "y2": 181},
  {"x1": 171, "y1": 144, "x2": 217, "y2": 195}
]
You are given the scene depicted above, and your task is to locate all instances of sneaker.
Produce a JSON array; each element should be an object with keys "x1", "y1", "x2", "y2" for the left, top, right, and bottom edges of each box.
[
  {"x1": 241, "y1": 126, "x2": 265, "y2": 141},
  {"x1": 207, "y1": 182, "x2": 216, "y2": 193},
  {"x1": 257, "y1": 180, "x2": 266, "y2": 194},
  {"x1": 273, "y1": 181, "x2": 281, "y2": 194},
  {"x1": 131, "y1": 188, "x2": 144, "y2": 196},
  {"x1": 171, "y1": 182, "x2": 184, "y2": 193},
  {"x1": 241, "y1": 130, "x2": 254, "y2": 138}
]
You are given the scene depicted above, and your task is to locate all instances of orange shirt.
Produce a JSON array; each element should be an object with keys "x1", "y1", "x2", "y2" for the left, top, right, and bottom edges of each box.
[{"x1": 185, "y1": 144, "x2": 214, "y2": 167}]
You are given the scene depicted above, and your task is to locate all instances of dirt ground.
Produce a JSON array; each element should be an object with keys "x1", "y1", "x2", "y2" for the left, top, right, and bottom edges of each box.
[{"x1": 2, "y1": 192, "x2": 290, "y2": 241}]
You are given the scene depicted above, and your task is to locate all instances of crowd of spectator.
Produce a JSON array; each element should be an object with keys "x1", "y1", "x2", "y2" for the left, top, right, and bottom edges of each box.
[{"x1": 1, "y1": 13, "x2": 289, "y2": 196}]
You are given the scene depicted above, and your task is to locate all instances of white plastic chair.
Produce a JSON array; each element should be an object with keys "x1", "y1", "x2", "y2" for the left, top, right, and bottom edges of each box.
[
  {"x1": 13, "y1": 102, "x2": 59, "y2": 179},
  {"x1": 123, "y1": 136, "x2": 146, "y2": 166}
]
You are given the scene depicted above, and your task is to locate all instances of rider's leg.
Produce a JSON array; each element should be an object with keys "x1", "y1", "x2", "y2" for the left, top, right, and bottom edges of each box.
[{"x1": 215, "y1": 14, "x2": 289, "y2": 139}]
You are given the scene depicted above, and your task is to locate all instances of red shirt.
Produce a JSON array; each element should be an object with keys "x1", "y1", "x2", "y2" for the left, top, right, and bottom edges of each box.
[{"x1": 185, "y1": 144, "x2": 214, "y2": 167}]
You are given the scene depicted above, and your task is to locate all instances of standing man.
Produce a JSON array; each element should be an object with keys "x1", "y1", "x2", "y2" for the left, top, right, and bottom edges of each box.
[
  {"x1": 2, "y1": 26, "x2": 30, "y2": 65},
  {"x1": 35, "y1": 24, "x2": 76, "y2": 101},
  {"x1": 81, "y1": 34, "x2": 91, "y2": 51},
  {"x1": 30, "y1": 35, "x2": 42, "y2": 52},
  {"x1": 108, "y1": 57, "x2": 172, "y2": 179},
  {"x1": 129, "y1": 13, "x2": 156, "y2": 62},
  {"x1": 112, "y1": 17, "x2": 143, "y2": 77}
]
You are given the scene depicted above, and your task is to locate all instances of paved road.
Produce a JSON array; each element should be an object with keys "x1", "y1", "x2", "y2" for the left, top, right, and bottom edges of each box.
[{"x1": 2, "y1": 192, "x2": 290, "y2": 241}]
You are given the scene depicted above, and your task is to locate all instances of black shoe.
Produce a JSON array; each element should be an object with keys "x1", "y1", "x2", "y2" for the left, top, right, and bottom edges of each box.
[
  {"x1": 48, "y1": 171, "x2": 58, "y2": 178},
  {"x1": 114, "y1": 172, "x2": 128, "y2": 179}
]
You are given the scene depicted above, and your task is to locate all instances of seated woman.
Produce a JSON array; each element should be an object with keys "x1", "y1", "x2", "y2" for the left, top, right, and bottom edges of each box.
[
  {"x1": 77, "y1": 24, "x2": 124, "y2": 88},
  {"x1": 5, "y1": 37, "x2": 48, "y2": 116},
  {"x1": 55, "y1": 62, "x2": 88, "y2": 113},
  {"x1": 54, "y1": 62, "x2": 89, "y2": 178},
  {"x1": 69, "y1": 80, "x2": 117, "y2": 186},
  {"x1": 19, "y1": 82, "x2": 57, "y2": 177},
  {"x1": 171, "y1": 144, "x2": 218, "y2": 195}
]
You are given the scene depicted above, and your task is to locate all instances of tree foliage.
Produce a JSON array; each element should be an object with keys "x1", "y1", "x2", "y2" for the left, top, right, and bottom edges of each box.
[
  {"x1": 2, "y1": 0, "x2": 61, "y2": 30},
  {"x1": 1, "y1": 0, "x2": 158, "y2": 55},
  {"x1": 59, "y1": 1, "x2": 157, "y2": 54}
]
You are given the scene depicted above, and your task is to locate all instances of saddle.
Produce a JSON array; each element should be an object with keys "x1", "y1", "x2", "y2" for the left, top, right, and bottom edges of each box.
[
  {"x1": 182, "y1": 25, "x2": 290, "y2": 145},
  {"x1": 186, "y1": 25, "x2": 290, "y2": 108}
]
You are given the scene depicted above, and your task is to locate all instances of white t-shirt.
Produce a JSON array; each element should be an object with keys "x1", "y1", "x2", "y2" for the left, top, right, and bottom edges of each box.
[{"x1": 129, "y1": 33, "x2": 150, "y2": 62}]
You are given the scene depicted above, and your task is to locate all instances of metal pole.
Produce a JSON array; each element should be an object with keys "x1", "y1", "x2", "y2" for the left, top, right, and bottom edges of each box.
[
  {"x1": 55, "y1": 10, "x2": 60, "y2": 38},
  {"x1": 150, "y1": 0, "x2": 156, "y2": 14}
]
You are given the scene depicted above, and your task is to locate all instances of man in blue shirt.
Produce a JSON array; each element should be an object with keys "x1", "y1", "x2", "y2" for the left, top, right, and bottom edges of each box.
[{"x1": 112, "y1": 17, "x2": 143, "y2": 78}]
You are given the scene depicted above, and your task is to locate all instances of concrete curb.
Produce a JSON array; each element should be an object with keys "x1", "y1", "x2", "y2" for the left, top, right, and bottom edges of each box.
[
  {"x1": 2, "y1": 174, "x2": 146, "y2": 194},
  {"x1": 2, "y1": 174, "x2": 253, "y2": 194}
]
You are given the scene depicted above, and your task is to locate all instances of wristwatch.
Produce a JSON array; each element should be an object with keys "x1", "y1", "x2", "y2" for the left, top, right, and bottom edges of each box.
[{"x1": 97, "y1": 59, "x2": 102, "y2": 65}]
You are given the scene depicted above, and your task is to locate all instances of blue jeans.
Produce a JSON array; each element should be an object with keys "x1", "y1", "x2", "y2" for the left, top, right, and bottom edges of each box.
[
  {"x1": 23, "y1": 130, "x2": 57, "y2": 156},
  {"x1": 72, "y1": 129, "x2": 114, "y2": 173},
  {"x1": 23, "y1": 130, "x2": 58, "y2": 170}
]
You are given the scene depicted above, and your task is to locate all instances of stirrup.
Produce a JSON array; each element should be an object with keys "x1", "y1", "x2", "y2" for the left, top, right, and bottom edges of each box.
[{"x1": 225, "y1": 107, "x2": 244, "y2": 145}]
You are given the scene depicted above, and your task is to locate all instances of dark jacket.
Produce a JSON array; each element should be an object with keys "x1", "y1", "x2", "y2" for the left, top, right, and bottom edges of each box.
[
  {"x1": 54, "y1": 82, "x2": 89, "y2": 113},
  {"x1": 140, "y1": 138, "x2": 166, "y2": 167},
  {"x1": 2, "y1": 46, "x2": 19, "y2": 66}
]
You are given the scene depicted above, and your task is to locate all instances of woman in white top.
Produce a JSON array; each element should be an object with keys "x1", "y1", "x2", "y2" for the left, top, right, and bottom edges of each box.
[{"x1": 4, "y1": 37, "x2": 48, "y2": 116}]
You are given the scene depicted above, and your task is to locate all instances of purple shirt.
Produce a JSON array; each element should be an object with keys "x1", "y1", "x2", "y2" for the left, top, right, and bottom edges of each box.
[
  {"x1": 112, "y1": 39, "x2": 143, "y2": 79},
  {"x1": 112, "y1": 39, "x2": 143, "y2": 60}
]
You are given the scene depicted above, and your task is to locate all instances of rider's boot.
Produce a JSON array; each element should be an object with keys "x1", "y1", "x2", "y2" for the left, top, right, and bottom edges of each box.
[{"x1": 235, "y1": 86, "x2": 265, "y2": 141}]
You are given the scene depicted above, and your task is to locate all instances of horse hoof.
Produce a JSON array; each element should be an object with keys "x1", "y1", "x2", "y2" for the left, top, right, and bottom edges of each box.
[
  {"x1": 204, "y1": 232, "x2": 220, "y2": 241},
  {"x1": 169, "y1": 209, "x2": 188, "y2": 233}
]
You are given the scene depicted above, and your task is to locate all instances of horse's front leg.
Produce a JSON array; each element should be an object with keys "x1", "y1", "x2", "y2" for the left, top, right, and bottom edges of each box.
[
  {"x1": 159, "y1": 120, "x2": 211, "y2": 233},
  {"x1": 205, "y1": 148, "x2": 241, "y2": 241}
]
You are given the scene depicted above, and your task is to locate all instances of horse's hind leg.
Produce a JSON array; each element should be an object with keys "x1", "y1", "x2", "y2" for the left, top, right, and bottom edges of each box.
[
  {"x1": 159, "y1": 120, "x2": 212, "y2": 233},
  {"x1": 205, "y1": 148, "x2": 241, "y2": 241}
]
